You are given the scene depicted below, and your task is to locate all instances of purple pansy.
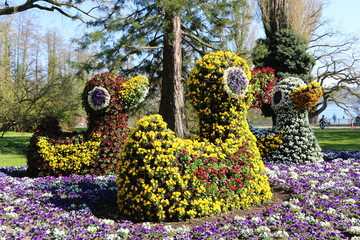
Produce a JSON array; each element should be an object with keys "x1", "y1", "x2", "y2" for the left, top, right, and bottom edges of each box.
[
  {"x1": 0, "y1": 151, "x2": 359, "y2": 239},
  {"x1": 87, "y1": 86, "x2": 111, "y2": 111},
  {"x1": 223, "y1": 67, "x2": 249, "y2": 99}
]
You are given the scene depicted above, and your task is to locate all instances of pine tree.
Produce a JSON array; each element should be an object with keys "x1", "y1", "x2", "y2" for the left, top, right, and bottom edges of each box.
[{"x1": 76, "y1": 0, "x2": 252, "y2": 138}]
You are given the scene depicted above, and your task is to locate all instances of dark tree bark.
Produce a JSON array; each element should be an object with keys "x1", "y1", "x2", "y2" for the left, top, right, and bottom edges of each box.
[{"x1": 159, "y1": 12, "x2": 188, "y2": 138}]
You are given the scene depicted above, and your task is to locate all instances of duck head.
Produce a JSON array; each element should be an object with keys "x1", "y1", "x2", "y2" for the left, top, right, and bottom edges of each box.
[
  {"x1": 82, "y1": 72, "x2": 148, "y2": 117},
  {"x1": 272, "y1": 77, "x2": 322, "y2": 118},
  {"x1": 187, "y1": 51, "x2": 253, "y2": 141}
]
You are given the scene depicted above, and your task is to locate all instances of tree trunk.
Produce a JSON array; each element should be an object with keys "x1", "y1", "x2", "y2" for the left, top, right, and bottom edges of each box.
[{"x1": 159, "y1": 12, "x2": 188, "y2": 138}]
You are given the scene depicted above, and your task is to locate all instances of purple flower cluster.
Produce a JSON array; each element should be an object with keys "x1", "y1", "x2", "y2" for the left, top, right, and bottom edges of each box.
[
  {"x1": 227, "y1": 68, "x2": 248, "y2": 94},
  {"x1": 91, "y1": 88, "x2": 108, "y2": 106},
  {"x1": 1, "y1": 151, "x2": 359, "y2": 239},
  {"x1": 87, "y1": 86, "x2": 111, "y2": 111}
]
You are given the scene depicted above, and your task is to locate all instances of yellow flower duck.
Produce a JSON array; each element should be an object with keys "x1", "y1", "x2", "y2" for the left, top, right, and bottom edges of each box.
[{"x1": 117, "y1": 51, "x2": 272, "y2": 222}]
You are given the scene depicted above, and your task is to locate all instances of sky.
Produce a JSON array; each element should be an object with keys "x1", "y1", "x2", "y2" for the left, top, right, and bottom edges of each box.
[
  {"x1": 2, "y1": 0, "x2": 359, "y2": 40},
  {"x1": 322, "y1": 0, "x2": 360, "y2": 35},
  {"x1": 26, "y1": 0, "x2": 360, "y2": 43}
]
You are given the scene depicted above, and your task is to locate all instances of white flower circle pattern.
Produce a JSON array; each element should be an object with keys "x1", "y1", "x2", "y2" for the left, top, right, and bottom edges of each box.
[
  {"x1": 87, "y1": 86, "x2": 111, "y2": 111},
  {"x1": 223, "y1": 67, "x2": 249, "y2": 99}
]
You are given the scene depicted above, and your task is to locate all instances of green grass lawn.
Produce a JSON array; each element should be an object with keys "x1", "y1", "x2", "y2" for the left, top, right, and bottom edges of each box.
[
  {"x1": 0, "y1": 129, "x2": 359, "y2": 167},
  {"x1": 313, "y1": 128, "x2": 360, "y2": 151},
  {"x1": 0, "y1": 131, "x2": 32, "y2": 167}
]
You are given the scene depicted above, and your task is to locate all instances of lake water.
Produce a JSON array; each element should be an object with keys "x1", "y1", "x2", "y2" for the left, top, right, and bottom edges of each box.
[{"x1": 319, "y1": 104, "x2": 354, "y2": 124}]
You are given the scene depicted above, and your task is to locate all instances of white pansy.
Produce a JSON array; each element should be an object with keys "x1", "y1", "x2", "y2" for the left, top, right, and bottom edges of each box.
[
  {"x1": 327, "y1": 208, "x2": 337, "y2": 215},
  {"x1": 106, "y1": 234, "x2": 120, "y2": 240},
  {"x1": 234, "y1": 215, "x2": 247, "y2": 221},
  {"x1": 305, "y1": 216, "x2": 318, "y2": 224},
  {"x1": 273, "y1": 230, "x2": 289, "y2": 238},
  {"x1": 255, "y1": 226, "x2": 271, "y2": 234},
  {"x1": 349, "y1": 226, "x2": 360, "y2": 235},
  {"x1": 117, "y1": 228, "x2": 130, "y2": 237},
  {"x1": 240, "y1": 228, "x2": 253, "y2": 236},
  {"x1": 296, "y1": 212, "x2": 306, "y2": 220},
  {"x1": 320, "y1": 221, "x2": 331, "y2": 229},
  {"x1": 100, "y1": 219, "x2": 115, "y2": 225},
  {"x1": 54, "y1": 228, "x2": 66, "y2": 237},
  {"x1": 251, "y1": 216, "x2": 262, "y2": 224},
  {"x1": 86, "y1": 226, "x2": 98, "y2": 234},
  {"x1": 349, "y1": 218, "x2": 360, "y2": 225},
  {"x1": 141, "y1": 222, "x2": 151, "y2": 229},
  {"x1": 3, "y1": 206, "x2": 14, "y2": 212},
  {"x1": 6, "y1": 212, "x2": 18, "y2": 219}
]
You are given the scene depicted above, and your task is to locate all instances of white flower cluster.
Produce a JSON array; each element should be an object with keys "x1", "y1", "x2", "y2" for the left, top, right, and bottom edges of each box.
[
  {"x1": 163, "y1": 225, "x2": 191, "y2": 235},
  {"x1": 349, "y1": 226, "x2": 360, "y2": 235},
  {"x1": 251, "y1": 77, "x2": 323, "y2": 163}
]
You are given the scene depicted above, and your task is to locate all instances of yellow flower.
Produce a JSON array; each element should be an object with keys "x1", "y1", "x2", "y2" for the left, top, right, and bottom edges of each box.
[{"x1": 37, "y1": 133, "x2": 101, "y2": 172}]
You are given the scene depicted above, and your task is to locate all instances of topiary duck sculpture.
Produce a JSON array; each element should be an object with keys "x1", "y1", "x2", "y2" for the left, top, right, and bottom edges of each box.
[
  {"x1": 250, "y1": 77, "x2": 323, "y2": 163},
  {"x1": 117, "y1": 51, "x2": 272, "y2": 222},
  {"x1": 27, "y1": 72, "x2": 148, "y2": 177}
]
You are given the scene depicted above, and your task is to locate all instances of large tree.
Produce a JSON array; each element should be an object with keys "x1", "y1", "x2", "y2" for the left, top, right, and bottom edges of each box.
[
  {"x1": 309, "y1": 29, "x2": 360, "y2": 123},
  {"x1": 252, "y1": 29, "x2": 315, "y2": 81},
  {"x1": 257, "y1": 0, "x2": 322, "y2": 42},
  {"x1": 75, "y1": 0, "x2": 253, "y2": 138},
  {"x1": 254, "y1": 0, "x2": 322, "y2": 79}
]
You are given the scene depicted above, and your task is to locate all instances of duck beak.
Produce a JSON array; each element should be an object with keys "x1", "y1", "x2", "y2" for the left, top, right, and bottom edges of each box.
[{"x1": 290, "y1": 82, "x2": 323, "y2": 111}]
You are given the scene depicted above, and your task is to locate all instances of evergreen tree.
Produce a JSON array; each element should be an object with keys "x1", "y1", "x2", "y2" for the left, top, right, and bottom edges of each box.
[
  {"x1": 252, "y1": 29, "x2": 315, "y2": 81},
  {"x1": 76, "y1": 0, "x2": 252, "y2": 138}
]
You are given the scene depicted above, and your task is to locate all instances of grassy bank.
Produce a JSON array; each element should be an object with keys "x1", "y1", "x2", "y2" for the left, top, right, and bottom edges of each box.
[
  {"x1": 313, "y1": 128, "x2": 360, "y2": 151},
  {"x1": 0, "y1": 132, "x2": 32, "y2": 167},
  {"x1": 0, "y1": 129, "x2": 359, "y2": 167}
]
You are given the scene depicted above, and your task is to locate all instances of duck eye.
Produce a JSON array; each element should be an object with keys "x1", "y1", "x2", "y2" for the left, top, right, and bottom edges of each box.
[
  {"x1": 273, "y1": 91, "x2": 282, "y2": 104},
  {"x1": 87, "y1": 86, "x2": 111, "y2": 111}
]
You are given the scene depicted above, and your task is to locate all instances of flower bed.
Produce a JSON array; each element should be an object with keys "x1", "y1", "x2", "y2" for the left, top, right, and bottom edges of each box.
[{"x1": 1, "y1": 152, "x2": 359, "y2": 239}]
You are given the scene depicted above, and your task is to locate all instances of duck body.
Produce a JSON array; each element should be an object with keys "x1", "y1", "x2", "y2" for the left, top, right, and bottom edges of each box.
[{"x1": 251, "y1": 77, "x2": 323, "y2": 163}]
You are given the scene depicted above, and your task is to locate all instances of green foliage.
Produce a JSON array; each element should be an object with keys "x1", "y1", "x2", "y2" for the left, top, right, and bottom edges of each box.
[
  {"x1": 76, "y1": 0, "x2": 252, "y2": 80},
  {"x1": 252, "y1": 29, "x2": 315, "y2": 82},
  {"x1": 251, "y1": 39, "x2": 269, "y2": 68},
  {"x1": 158, "y1": 0, "x2": 186, "y2": 13}
]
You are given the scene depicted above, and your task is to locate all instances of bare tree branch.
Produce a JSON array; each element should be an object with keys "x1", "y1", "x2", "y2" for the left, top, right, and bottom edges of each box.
[{"x1": 0, "y1": 0, "x2": 106, "y2": 23}]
